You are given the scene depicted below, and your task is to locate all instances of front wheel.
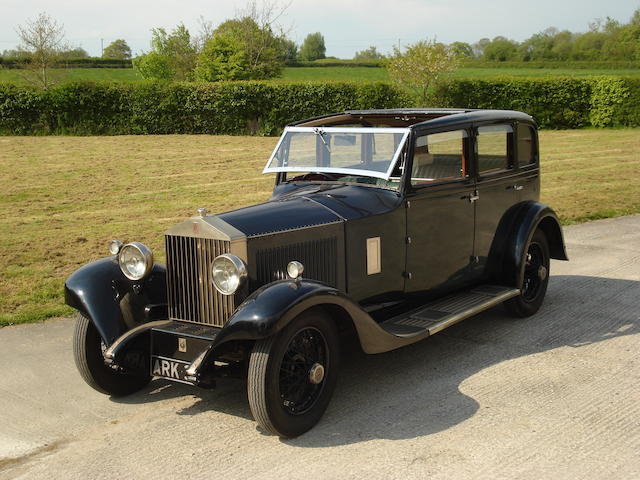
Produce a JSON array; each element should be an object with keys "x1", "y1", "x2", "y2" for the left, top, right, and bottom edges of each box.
[
  {"x1": 247, "y1": 309, "x2": 340, "y2": 437},
  {"x1": 504, "y1": 229, "x2": 550, "y2": 317},
  {"x1": 73, "y1": 313, "x2": 151, "y2": 396}
]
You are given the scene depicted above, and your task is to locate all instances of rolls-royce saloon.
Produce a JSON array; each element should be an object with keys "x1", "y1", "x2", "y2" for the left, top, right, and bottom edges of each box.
[{"x1": 65, "y1": 108, "x2": 568, "y2": 437}]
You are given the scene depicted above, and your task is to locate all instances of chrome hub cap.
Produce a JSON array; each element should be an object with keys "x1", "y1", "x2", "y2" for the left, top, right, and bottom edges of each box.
[
  {"x1": 538, "y1": 265, "x2": 548, "y2": 281},
  {"x1": 308, "y1": 363, "x2": 325, "y2": 385}
]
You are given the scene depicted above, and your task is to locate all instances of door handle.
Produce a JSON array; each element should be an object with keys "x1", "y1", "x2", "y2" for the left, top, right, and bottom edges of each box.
[
  {"x1": 462, "y1": 192, "x2": 479, "y2": 203},
  {"x1": 507, "y1": 184, "x2": 524, "y2": 191}
]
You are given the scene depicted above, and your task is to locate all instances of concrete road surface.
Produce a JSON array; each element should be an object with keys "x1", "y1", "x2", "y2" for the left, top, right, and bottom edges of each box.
[{"x1": 1, "y1": 215, "x2": 639, "y2": 480}]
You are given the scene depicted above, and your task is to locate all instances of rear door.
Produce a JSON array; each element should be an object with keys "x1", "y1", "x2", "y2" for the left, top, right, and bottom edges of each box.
[
  {"x1": 404, "y1": 128, "x2": 476, "y2": 295},
  {"x1": 472, "y1": 123, "x2": 520, "y2": 277}
]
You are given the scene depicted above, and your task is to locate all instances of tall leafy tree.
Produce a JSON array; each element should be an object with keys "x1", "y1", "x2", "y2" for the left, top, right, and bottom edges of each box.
[
  {"x1": 385, "y1": 39, "x2": 459, "y2": 106},
  {"x1": 298, "y1": 32, "x2": 326, "y2": 61},
  {"x1": 103, "y1": 39, "x2": 132, "y2": 59},
  {"x1": 195, "y1": 17, "x2": 286, "y2": 81},
  {"x1": 134, "y1": 25, "x2": 196, "y2": 80}
]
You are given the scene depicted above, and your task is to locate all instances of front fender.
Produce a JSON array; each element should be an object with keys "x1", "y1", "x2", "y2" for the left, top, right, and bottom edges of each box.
[
  {"x1": 202, "y1": 279, "x2": 419, "y2": 362},
  {"x1": 64, "y1": 257, "x2": 167, "y2": 346}
]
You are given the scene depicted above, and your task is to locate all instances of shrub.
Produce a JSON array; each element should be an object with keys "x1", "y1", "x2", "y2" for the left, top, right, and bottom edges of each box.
[{"x1": 0, "y1": 81, "x2": 410, "y2": 135}]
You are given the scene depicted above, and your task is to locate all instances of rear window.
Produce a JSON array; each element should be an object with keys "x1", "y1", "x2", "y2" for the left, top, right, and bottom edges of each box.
[
  {"x1": 517, "y1": 124, "x2": 537, "y2": 166},
  {"x1": 477, "y1": 124, "x2": 514, "y2": 174}
]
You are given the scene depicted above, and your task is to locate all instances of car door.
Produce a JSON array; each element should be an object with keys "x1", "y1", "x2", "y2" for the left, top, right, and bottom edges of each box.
[
  {"x1": 404, "y1": 128, "x2": 476, "y2": 295},
  {"x1": 472, "y1": 123, "x2": 520, "y2": 277}
]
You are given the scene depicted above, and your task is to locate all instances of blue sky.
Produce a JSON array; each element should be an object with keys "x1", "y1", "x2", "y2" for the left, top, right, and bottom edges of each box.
[{"x1": 1, "y1": 0, "x2": 638, "y2": 58}]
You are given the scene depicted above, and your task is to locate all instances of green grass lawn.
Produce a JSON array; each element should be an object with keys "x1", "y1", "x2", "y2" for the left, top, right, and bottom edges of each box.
[
  {"x1": 2, "y1": 65, "x2": 640, "y2": 86},
  {"x1": 0, "y1": 129, "x2": 638, "y2": 327}
]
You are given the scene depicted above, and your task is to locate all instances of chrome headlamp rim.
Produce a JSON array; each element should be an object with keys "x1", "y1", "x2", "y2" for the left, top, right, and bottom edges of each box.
[
  {"x1": 211, "y1": 253, "x2": 247, "y2": 295},
  {"x1": 118, "y1": 242, "x2": 154, "y2": 281}
]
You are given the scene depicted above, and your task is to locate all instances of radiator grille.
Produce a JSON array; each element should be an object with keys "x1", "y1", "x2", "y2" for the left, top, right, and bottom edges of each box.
[
  {"x1": 256, "y1": 238, "x2": 337, "y2": 287},
  {"x1": 165, "y1": 235, "x2": 234, "y2": 326}
]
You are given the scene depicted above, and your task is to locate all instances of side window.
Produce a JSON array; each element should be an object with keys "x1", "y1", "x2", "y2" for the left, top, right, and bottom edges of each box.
[
  {"x1": 517, "y1": 124, "x2": 537, "y2": 166},
  {"x1": 477, "y1": 124, "x2": 514, "y2": 174},
  {"x1": 411, "y1": 130, "x2": 467, "y2": 186}
]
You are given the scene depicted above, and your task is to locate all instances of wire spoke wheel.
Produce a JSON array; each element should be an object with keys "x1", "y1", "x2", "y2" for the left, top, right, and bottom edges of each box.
[
  {"x1": 247, "y1": 309, "x2": 339, "y2": 438},
  {"x1": 279, "y1": 327, "x2": 328, "y2": 415},
  {"x1": 504, "y1": 230, "x2": 550, "y2": 318}
]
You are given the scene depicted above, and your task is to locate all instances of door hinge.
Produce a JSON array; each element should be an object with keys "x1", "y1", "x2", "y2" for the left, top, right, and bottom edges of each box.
[
  {"x1": 404, "y1": 272, "x2": 413, "y2": 280},
  {"x1": 470, "y1": 255, "x2": 479, "y2": 264},
  {"x1": 406, "y1": 236, "x2": 412, "y2": 245},
  {"x1": 406, "y1": 200, "x2": 411, "y2": 208}
]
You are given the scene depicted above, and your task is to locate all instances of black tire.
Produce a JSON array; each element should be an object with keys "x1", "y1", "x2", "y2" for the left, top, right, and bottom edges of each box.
[
  {"x1": 73, "y1": 313, "x2": 150, "y2": 397},
  {"x1": 247, "y1": 308, "x2": 340, "y2": 438},
  {"x1": 504, "y1": 229, "x2": 550, "y2": 318}
]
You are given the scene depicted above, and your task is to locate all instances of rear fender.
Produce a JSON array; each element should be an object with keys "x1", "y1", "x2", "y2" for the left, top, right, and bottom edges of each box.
[
  {"x1": 488, "y1": 201, "x2": 568, "y2": 288},
  {"x1": 64, "y1": 257, "x2": 167, "y2": 346}
]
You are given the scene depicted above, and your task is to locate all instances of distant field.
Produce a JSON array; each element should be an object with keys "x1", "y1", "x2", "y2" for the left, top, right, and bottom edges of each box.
[
  {"x1": 2, "y1": 65, "x2": 640, "y2": 86},
  {"x1": 0, "y1": 67, "x2": 143, "y2": 84},
  {"x1": 0, "y1": 129, "x2": 638, "y2": 326}
]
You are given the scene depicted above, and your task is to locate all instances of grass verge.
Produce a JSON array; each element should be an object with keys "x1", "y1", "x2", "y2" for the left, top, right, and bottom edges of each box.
[{"x1": 0, "y1": 129, "x2": 638, "y2": 326}]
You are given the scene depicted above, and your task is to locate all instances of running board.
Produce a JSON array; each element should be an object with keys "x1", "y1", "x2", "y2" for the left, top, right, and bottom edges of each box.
[{"x1": 380, "y1": 285, "x2": 520, "y2": 338}]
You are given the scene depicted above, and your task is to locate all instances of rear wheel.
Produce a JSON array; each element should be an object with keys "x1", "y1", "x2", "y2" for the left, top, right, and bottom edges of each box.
[
  {"x1": 73, "y1": 313, "x2": 150, "y2": 396},
  {"x1": 247, "y1": 309, "x2": 339, "y2": 437},
  {"x1": 504, "y1": 230, "x2": 550, "y2": 317}
]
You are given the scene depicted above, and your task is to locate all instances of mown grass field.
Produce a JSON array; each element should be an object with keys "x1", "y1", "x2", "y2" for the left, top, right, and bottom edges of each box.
[
  {"x1": 2, "y1": 65, "x2": 640, "y2": 86},
  {"x1": 1, "y1": 129, "x2": 638, "y2": 327}
]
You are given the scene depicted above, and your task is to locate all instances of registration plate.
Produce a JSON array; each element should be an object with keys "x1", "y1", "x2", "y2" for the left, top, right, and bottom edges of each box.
[{"x1": 151, "y1": 356, "x2": 191, "y2": 384}]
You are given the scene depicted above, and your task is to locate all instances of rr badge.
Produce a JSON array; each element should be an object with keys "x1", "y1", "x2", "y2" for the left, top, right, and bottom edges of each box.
[{"x1": 178, "y1": 338, "x2": 187, "y2": 353}]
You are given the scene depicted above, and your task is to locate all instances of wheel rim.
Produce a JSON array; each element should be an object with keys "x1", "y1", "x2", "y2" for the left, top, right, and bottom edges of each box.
[
  {"x1": 522, "y1": 242, "x2": 546, "y2": 302},
  {"x1": 278, "y1": 327, "x2": 328, "y2": 415}
]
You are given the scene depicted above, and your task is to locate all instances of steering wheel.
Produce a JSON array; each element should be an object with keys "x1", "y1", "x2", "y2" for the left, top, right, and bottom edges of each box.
[{"x1": 301, "y1": 172, "x2": 334, "y2": 181}]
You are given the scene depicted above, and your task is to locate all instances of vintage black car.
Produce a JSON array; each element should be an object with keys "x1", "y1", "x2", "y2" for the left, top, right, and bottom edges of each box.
[{"x1": 65, "y1": 108, "x2": 568, "y2": 437}]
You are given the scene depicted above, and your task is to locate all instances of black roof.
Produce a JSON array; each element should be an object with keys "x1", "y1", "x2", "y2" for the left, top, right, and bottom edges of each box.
[{"x1": 290, "y1": 108, "x2": 536, "y2": 130}]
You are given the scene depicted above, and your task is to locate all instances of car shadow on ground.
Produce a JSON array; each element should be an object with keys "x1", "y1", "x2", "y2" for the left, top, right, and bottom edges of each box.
[{"x1": 112, "y1": 275, "x2": 639, "y2": 445}]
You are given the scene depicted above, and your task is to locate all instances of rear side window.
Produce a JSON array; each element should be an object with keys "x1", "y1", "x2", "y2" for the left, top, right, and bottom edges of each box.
[
  {"x1": 411, "y1": 130, "x2": 467, "y2": 185},
  {"x1": 477, "y1": 124, "x2": 514, "y2": 174},
  {"x1": 517, "y1": 124, "x2": 537, "y2": 166}
]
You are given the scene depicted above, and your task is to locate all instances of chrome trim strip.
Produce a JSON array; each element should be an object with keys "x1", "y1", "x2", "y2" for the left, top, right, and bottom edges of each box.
[{"x1": 104, "y1": 320, "x2": 172, "y2": 360}]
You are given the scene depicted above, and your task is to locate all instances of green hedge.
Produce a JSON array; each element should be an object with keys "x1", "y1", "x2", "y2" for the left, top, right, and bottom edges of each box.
[
  {"x1": 1, "y1": 77, "x2": 638, "y2": 135},
  {"x1": 461, "y1": 60, "x2": 640, "y2": 70},
  {"x1": 432, "y1": 76, "x2": 640, "y2": 129},
  {"x1": 0, "y1": 81, "x2": 410, "y2": 135},
  {"x1": 0, "y1": 57, "x2": 132, "y2": 68}
]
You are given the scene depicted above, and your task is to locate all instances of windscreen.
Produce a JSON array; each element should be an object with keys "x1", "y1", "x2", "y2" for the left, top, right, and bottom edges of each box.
[{"x1": 263, "y1": 127, "x2": 411, "y2": 180}]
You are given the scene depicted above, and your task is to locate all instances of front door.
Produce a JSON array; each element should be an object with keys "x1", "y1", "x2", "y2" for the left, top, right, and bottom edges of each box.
[{"x1": 405, "y1": 129, "x2": 476, "y2": 295}]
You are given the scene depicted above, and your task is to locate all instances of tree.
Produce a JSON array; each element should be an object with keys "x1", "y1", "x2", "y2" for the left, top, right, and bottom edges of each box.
[
  {"x1": 280, "y1": 38, "x2": 298, "y2": 63},
  {"x1": 449, "y1": 41, "x2": 473, "y2": 58},
  {"x1": 15, "y1": 12, "x2": 66, "y2": 89},
  {"x1": 195, "y1": 1, "x2": 292, "y2": 80},
  {"x1": 482, "y1": 37, "x2": 518, "y2": 61},
  {"x1": 298, "y1": 32, "x2": 326, "y2": 61},
  {"x1": 60, "y1": 47, "x2": 89, "y2": 59},
  {"x1": 194, "y1": 32, "x2": 251, "y2": 81},
  {"x1": 354, "y1": 46, "x2": 384, "y2": 60},
  {"x1": 385, "y1": 39, "x2": 459, "y2": 106},
  {"x1": 103, "y1": 39, "x2": 132, "y2": 59},
  {"x1": 134, "y1": 25, "x2": 196, "y2": 80}
]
